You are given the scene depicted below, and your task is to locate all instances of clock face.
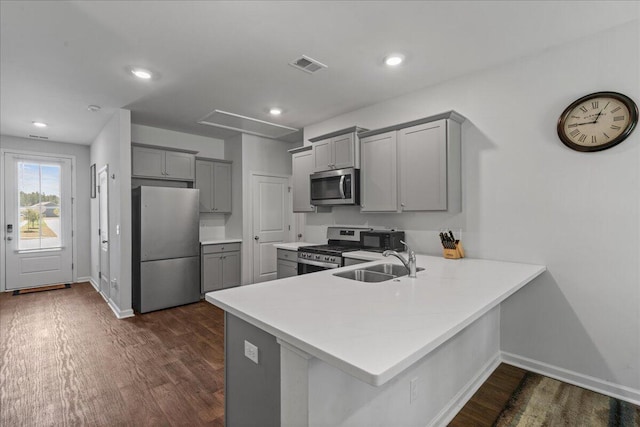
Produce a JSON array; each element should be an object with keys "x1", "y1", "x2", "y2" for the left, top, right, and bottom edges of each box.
[{"x1": 557, "y1": 92, "x2": 638, "y2": 152}]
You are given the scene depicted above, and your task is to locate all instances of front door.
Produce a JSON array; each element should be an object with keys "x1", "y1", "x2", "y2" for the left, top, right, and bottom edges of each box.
[
  {"x1": 252, "y1": 174, "x2": 290, "y2": 283},
  {"x1": 3, "y1": 152, "x2": 73, "y2": 289},
  {"x1": 98, "y1": 166, "x2": 110, "y2": 299}
]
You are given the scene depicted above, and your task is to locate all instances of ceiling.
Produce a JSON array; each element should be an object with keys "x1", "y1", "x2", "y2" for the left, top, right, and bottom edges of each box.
[{"x1": 1, "y1": 1, "x2": 637, "y2": 145}]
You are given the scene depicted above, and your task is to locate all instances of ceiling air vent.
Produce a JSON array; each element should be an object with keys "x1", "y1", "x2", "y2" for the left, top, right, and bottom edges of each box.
[
  {"x1": 289, "y1": 55, "x2": 328, "y2": 74},
  {"x1": 197, "y1": 110, "x2": 299, "y2": 139},
  {"x1": 29, "y1": 134, "x2": 48, "y2": 140}
]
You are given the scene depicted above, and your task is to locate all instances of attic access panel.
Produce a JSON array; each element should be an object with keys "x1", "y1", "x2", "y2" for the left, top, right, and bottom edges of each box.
[{"x1": 198, "y1": 110, "x2": 299, "y2": 139}]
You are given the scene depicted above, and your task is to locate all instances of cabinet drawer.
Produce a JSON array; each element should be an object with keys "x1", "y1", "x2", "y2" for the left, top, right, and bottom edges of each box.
[
  {"x1": 202, "y1": 242, "x2": 241, "y2": 254},
  {"x1": 277, "y1": 259, "x2": 298, "y2": 279},
  {"x1": 277, "y1": 249, "x2": 297, "y2": 261}
]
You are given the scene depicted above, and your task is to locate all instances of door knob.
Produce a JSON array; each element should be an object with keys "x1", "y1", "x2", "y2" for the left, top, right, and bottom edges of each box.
[
  {"x1": 254, "y1": 236, "x2": 259, "y2": 241},
  {"x1": 6, "y1": 236, "x2": 12, "y2": 241},
  {"x1": 102, "y1": 240, "x2": 108, "y2": 244}
]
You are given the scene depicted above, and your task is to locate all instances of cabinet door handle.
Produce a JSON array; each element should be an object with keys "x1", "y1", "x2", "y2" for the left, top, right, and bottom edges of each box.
[{"x1": 254, "y1": 236, "x2": 259, "y2": 241}]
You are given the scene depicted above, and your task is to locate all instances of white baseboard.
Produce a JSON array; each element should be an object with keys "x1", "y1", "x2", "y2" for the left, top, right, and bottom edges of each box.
[
  {"x1": 107, "y1": 298, "x2": 135, "y2": 319},
  {"x1": 87, "y1": 277, "x2": 100, "y2": 292},
  {"x1": 428, "y1": 352, "x2": 502, "y2": 427},
  {"x1": 501, "y1": 351, "x2": 640, "y2": 406},
  {"x1": 76, "y1": 276, "x2": 92, "y2": 284}
]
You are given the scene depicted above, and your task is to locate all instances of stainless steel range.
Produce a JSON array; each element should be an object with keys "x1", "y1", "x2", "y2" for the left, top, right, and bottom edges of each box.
[{"x1": 297, "y1": 226, "x2": 371, "y2": 275}]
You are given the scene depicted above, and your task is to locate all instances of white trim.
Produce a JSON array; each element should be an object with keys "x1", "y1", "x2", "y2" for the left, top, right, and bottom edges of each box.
[
  {"x1": 76, "y1": 276, "x2": 92, "y2": 283},
  {"x1": 107, "y1": 298, "x2": 135, "y2": 319},
  {"x1": 428, "y1": 353, "x2": 502, "y2": 427},
  {"x1": 87, "y1": 277, "x2": 100, "y2": 292},
  {"x1": 501, "y1": 351, "x2": 640, "y2": 406},
  {"x1": 0, "y1": 149, "x2": 77, "y2": 291}
]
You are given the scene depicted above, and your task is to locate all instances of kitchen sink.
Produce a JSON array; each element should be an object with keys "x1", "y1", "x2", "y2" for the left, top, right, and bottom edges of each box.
[{"x1": 333, "y1": 263, "x2": 425, "y2": 283}]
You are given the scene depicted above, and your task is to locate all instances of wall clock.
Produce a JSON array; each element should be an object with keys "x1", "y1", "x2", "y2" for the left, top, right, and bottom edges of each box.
[{"x1": 557, "y1": 91, "x2": 638, "y2": 152}]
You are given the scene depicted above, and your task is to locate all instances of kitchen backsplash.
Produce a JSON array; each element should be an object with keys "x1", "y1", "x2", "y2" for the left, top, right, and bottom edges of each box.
[{"x1": 199, "y1": 213, "x2": 227, "y2": 241}]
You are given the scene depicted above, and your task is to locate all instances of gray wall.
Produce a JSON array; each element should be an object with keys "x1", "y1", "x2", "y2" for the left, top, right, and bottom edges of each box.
[
  {"x1": 0, "y1": 135, "x2": 91, "y2": 282},
  {"x1": 90, "y1": 109, "x2": 132, "y2": 317},
  {"x1": 302, "y1": 22, "x2": 639, "y2": 392},
  {"x1": 240, "y1": 134, "x2": 293, "y2": 284}
]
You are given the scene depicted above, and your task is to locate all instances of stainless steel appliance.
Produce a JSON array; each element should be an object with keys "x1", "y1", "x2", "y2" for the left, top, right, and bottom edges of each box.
[
  {"x1": 132, "y1": 186, "x2": 201, "y2": 313},
  {"x1": 297, "y1": 226, "x2": 371, "y2": 275},
  {"x1": 310, "y1": 167, "x2": 360, "y2": 206},
  {"x1": 360, "y1": 230, "x2": 405, "y2": 252}
]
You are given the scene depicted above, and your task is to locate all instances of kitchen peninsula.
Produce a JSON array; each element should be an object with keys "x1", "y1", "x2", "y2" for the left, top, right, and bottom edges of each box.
[{"x1": 206, "y1": 255, "x2": 545, "y2": 426}]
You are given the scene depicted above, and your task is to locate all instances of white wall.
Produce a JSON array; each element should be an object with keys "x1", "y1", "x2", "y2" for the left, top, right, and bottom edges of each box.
[
  {"x1": 90, "y1": 109, "x2": 133, "y2": 318},
  {"x1": 302, "y1": 21, "x2": 639, "y2": 394},
  {"x1": 131, "y1": 124, "x2": 228, "y2": 240},
  {"x1": 0, "y1": 135, "x2": 91, "y2": 281},
  {"x1": 131, "y1": 124, "x2": 224, "y2": 158},
  {"x1": 240, "y1": 134, "x2": 293, "y2": 284}
]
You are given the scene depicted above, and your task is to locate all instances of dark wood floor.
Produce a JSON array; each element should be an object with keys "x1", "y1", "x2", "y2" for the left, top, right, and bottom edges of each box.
[
  {"x1": 1, "y1": 282, "x2": 526, "y2": 426},
  {"x1": 0, "y1": 282, "x2": 225, "y2": 426},
  {"x1": 449, "y1": 363, "x2": 527, "y2": 426}
]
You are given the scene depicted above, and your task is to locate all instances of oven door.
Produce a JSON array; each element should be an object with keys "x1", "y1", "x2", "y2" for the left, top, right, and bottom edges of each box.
[{"x1": 298, "y1": 258, "x2": 340, "y2": 275}]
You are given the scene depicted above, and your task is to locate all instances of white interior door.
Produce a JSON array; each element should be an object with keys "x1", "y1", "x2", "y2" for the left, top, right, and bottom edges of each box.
[
  {"x1": 252, "y1": 174, "x2": 290, "y2": 283},
  {"x1": 3, "y1": 152, "x2": 73, "y2": 290},
  {"x1": 98, "y1": 167, "x2": 110, "y2": 299}
]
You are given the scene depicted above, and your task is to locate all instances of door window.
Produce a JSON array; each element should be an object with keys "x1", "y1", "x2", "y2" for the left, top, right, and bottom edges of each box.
[{"x1": 17, "y1": 161, "x2": 62, "y2": 250}]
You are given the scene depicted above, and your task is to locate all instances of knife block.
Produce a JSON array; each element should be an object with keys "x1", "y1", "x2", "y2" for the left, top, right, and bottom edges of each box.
[{"x1": 443, "y1": 241, "x2": 465, "y2": 259}]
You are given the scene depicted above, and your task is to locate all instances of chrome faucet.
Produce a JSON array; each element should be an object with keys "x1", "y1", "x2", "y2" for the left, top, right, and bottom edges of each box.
[{"x1": 383, "y1": 240, "x2": 417, "y2": 278}]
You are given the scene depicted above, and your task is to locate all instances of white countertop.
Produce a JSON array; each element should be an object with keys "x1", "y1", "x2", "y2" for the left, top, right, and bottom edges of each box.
[
  {"x1": 206, "y1": 255, "x2": 545, "y2": 386},
  {"x1": 273, "y1": 242, "x2": 319, "y2": 250},
  {"x1": 200, "y1": 238, "x2": 243, "y2": 245},
  {"x1": 343, "y1": 250, "x2": 408, "y2": 261}
]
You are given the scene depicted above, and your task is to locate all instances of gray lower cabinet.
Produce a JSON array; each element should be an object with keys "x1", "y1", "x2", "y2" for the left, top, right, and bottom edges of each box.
[
  {"x1": 195, "y1": 158, "x2": 232, "y2": 213},
  {"x1": 201, "y1": 243, "x2": 241, "y2": 292},
  {"x1": 277, "y1": 249, "x2": 298, "y2": 279},
  {"x1": 226, "y1": 313, "x2": 280, "y2": 427}
]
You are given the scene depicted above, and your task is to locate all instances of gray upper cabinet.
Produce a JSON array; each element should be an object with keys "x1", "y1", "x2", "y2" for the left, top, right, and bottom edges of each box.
[
  {"x1": 310, "y1": 127, "x2": 366, "y2": 172},
  {"x1": 195, "y1": 158, "x2": 232, "y2": 213},
  {"x1": 360, "y1": 131, "x2": 398, "y2": 212},
  {"x1": 291, "y1": 146, "x2": 314, "y2": 212},
  {"x1": 359, "y1": 112, "x2": 463, "y2": 213},
  {"x1": 398, "y1": 120, "x2": 448, "y2": 211},
  {"x1": 132, "y1": 144, "x2": 196, "y2": 181}
]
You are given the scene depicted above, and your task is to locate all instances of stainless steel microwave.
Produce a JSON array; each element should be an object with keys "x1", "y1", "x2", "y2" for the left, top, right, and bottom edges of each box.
[{"x1": 310, "y1": 167, "x2": 360, "y2": 206}]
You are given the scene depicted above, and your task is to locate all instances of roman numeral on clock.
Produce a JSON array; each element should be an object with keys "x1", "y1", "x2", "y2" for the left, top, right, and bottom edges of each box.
[
  {"x1": 611, "y1": 106, "x2": 621, "y2": 113},
  {"x1": 580, "y1": 106, "x2": 588, "y2": 113},
  {"x1": 570, "y1": 129, "x2": 580, "y2": 137},
  {"x1": 613, "y1": 116, "x2": 625, "y2": 121},
  {"x1": 578, "y1": 134, "x2": 587, "y2": 143},
  {"x1": 611, "y1": 125, "x2": 621, "y2": 130},
  {"x1": 591, "y1": 101, "x2": 599, "y2": 109},
  {"x1": 591, "y1": 136, "x2": 597, "y2": 143},
  {"x1": 603, "y1": 132, "x2": 610, "y2": 139}
]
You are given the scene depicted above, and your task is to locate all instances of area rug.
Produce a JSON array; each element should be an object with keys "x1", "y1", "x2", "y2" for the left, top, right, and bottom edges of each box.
[
  {"x1": 12, "y1": 283, "x2": 71, "y2": 296},
  {"x1": 494, "y1": 372, "x2": 640, "y2": 426}
]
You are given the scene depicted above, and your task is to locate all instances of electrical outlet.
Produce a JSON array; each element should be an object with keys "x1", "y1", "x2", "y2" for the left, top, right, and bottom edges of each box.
[
  {"x1": 410, "y1": 377, "x2": 418, "y2": 404},
  {"x1": 244, "y1": 340, "x2": 259, "y2": 364}
]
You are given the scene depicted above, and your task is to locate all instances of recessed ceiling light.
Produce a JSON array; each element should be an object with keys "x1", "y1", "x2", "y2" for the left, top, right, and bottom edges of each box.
[
  {"x1": 269, "y1": 108, "x2": 283, "y2": 116},
  {"x1": 131, "y1": 68, "x2": 152, "y2": 79},
  {"x1": 384, "y1": 54, "x2": 405, "y2": 66},
  {"x1": 32, "y1": 121, "x2": 47, "y2": 128}
]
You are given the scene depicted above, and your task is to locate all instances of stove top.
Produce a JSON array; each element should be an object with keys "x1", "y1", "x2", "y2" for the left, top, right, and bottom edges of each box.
[{"x1": 299, "y1": 244, "x2": 361, "y2": 256}]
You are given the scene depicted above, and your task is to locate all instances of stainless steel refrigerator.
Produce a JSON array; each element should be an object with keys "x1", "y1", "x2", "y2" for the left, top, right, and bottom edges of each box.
[{"x1": 132, "y1": 186, "x2": 200, "y2": 313}]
